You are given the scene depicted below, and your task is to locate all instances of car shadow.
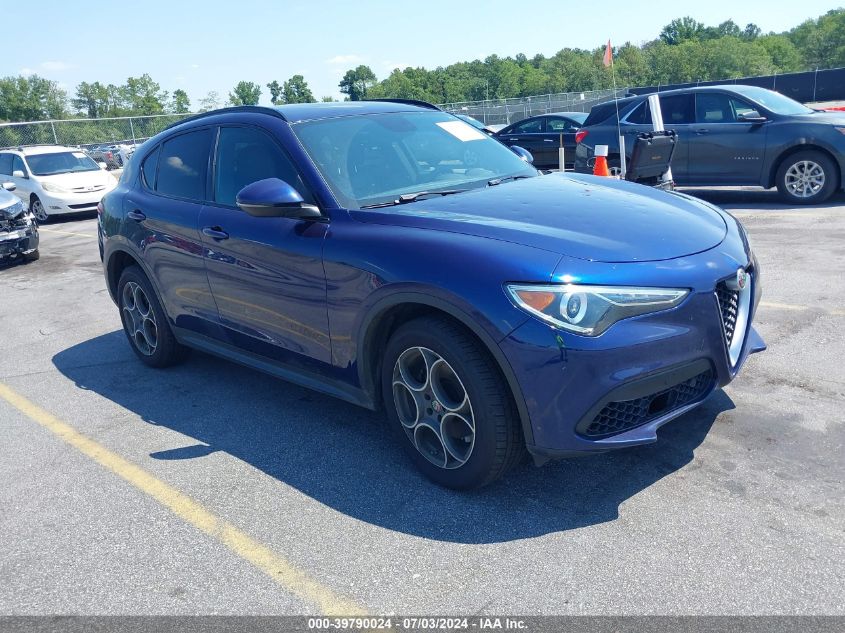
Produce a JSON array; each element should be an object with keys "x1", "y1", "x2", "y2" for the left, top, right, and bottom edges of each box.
[
  {"x1": 53, "y1": 331, "x2": 733, "y2": 544},
  {"x1": 678, "y1": 187, "x2": 845, "y2": 210}
]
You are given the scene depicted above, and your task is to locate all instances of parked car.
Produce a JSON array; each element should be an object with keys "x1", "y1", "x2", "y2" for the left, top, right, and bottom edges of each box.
[
  {"x1": 574, "y1": 85, "x2": 845, "y2": 204},
  {"x1": 86, "y1": 145, "x2": 122, "y2": 169},
  {"x1": 495, "y1": 112, "x2": 588, "y2": 169},
  {"x1": 99, "y1": 101, "x2": 764, "y2": 489},
  {"x1": 0, "y1": 181, "x2": 39, "y2": 263},
  {"x1": 0, "y1": 145, "x2": 118, "y2": 222}
]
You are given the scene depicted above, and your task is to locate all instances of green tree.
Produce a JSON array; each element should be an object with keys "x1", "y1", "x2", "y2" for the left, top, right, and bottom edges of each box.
[
  {"x1": 282, "y1": 74, "x2": 316, "y2": 104},
  {"x1": 789, "y1": 9, "x2": 845, "y2": 68},
  {"x1": 170, "y1": 89, "x2": 191, "y2": 114},
  {"x1": 321, "y1": 96, "x2": 335, "y2": 102},
  {"x1": 0, "y1": 75, "x2": 67, "y2": 122},
  {"x1": 72, "y1": 81, "x2": 110, "y2": 118},
  {"x1": 267, "y1": 80, "x2": 283, "y2": 105},
  {"x1": 660, "y1": 17, "x2": 706, "y2": 45},
  {"x1": 228, "y1": 81, "x2": 262, "y2": 106},
  {"x1": 198, "y1": 91, "x2": 221, "y2": 112},
  {"x1": 339, "y1": 65, "x2": 377, "y2": 100},
  {"x1": 122, "y1": 74, "x2": 167, "y2": 115}
]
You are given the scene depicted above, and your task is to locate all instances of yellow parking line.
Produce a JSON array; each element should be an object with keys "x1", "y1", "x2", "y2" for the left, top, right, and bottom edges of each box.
[
  {"x1": 0, "y1": 382, "x2": 366, "y2": 616},
  {"x1": 760, "y1": 301, "x2": 845, "y2": 317},
  {"x1": 38, "y1": 228, "x2": 95, "y2": 239}
]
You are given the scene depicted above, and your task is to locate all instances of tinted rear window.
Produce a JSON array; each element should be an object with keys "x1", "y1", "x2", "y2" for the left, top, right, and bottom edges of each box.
[{"x1": 156, "y1": 129, "x2": 212, "y2": 201}]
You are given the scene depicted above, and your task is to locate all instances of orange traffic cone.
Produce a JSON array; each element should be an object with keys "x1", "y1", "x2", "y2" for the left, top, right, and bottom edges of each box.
[{"x1": 593, "y1": 144, "x2": 610, "y2": 177}]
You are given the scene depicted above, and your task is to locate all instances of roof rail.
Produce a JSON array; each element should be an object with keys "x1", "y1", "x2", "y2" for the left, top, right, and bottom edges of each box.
[
  {"x1": 163, "y1": 105, "x2": 288, "y2": 132},
  {"x1": 367, "y1": 99, "x2": 441, "y2": 111}
]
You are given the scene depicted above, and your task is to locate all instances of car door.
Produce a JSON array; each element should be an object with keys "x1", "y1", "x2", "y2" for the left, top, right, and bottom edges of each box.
[
  {"x1": 198, "y1": 124, "x2": 331, "y2": 367},
  {"x1": 688, "y1": 92, "x2": 768, "y2": 184},
  {"x1": 545, "y1": 117, "x2": 581, "y2": 169},
  {"x1": 497, "y1": 117, "x2": 547, "y2": 166},
  {"x1": 128, "y1": 128, "x2": 222, "y2": 337}
]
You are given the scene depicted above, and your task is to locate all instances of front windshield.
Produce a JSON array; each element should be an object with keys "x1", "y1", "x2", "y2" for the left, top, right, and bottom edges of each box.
[
  {"x1": 27, "y1": 151, "x2": 101, "y2": 176},
  {"x1": 292, "y1": 110, "x2": 538, "y2": 209},
  {"x1": 732, "y1": 86, "x2": 814, "y2": 116}
]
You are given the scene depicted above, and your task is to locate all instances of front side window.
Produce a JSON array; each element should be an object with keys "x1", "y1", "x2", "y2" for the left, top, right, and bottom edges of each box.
[
  {"x1": 214, "y1": 126, "x2": 312, "y2": 207},
  {"x1": 696, "y1": 93, "x2": 755, "y2": 123},
  {"x1": 12, "y1": 155, "x2": 26, "y2": 175},
  {"x1": 547, "y1": 118, "x2": 573, "y2": 132},
  {"x1": 292, "y1": 111, "x2": 537, "y2": 209},
  {"x1": 511, "y1": 118, "x2": 544, "y2": 133},
  {"x1": 156, "y1": 129, "x2": 212, "y2": 200},
  {"x1": 25, "y1": 151, "x2": 99, "y2": 176}
]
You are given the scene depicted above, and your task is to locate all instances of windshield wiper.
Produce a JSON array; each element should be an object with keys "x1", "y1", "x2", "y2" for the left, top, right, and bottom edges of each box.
[
  {"x1": 487, "y1": 174, "x2": 533, "y2": 187},
  {"x1": 360, "y1": 189, "x2": 466, "y2": 209}
]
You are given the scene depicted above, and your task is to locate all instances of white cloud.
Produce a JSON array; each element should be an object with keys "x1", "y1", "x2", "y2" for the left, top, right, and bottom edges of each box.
[
  {"x1": 326, "y1": 54, "x2": 363, "y2": 65},
  {"x1": 19, "y1": 67, "x2": 34, "y2": 76},
  {"x1": 40, "y1": 61, "x2": 72, "y2": 72}
]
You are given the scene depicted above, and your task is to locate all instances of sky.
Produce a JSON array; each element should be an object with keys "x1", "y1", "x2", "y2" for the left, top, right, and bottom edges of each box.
[{"x1": 6, "y1": 0, "x2": 841, "y2": 109}]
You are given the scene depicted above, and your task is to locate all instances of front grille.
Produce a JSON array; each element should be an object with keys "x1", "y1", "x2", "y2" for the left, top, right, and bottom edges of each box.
[
  {"x1": 67, "y1": 203, "x2": 99, "y2": 210},
  {"x1": 581, "y1": 369, "x2": 714, "y2": 438},
  {"x1": 716, "y1": 282, "x2": 739, "y2": 348}
]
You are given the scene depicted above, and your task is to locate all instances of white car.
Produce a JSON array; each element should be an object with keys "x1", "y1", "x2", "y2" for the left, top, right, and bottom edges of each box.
[{"x1": 0, "y1": 145, "x2": 118, "y2": 222}]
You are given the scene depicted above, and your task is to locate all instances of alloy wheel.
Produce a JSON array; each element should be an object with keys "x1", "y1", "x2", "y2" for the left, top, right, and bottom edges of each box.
[
  {"x1": 121, "y1": 281, "x2": 158, "y2": 356},
  {"x1": 784, "y1": 160, "x2": 825, "y2": 198},
  {"x1": 31, "y1": 198, "x2": 48, "y2": 223},
  {"x1": 392, "y1": 346, "x2": 475, "y2": 469}
]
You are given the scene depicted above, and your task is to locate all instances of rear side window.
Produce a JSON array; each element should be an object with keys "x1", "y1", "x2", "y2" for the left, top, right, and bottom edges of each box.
[
  {"x1": 0, "y1": 154, "x2": 12, "y2": 175},
  {"x1": 626, "y1": 101, "x2": 651, "y2": 125},
  {"x1": 213, "y1": 126, "x2": 312, "y2": 207},
  {"x1": 155, "y1": 129, "x2": 212, "y2": 200},
  {"x1": 660, "y1": 94, "x2": 695, "y2": 124},
  {"x1": 141, "y1": 145, "x2": 160, "y2": 189}
]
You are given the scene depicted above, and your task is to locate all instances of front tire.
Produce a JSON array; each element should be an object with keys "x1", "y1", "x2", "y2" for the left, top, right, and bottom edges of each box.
[
  {"x1": 382, "y1": 316, "x2": 524, "y2": 490},
  {"x1": 117, "y1": 265, "x2": 189, "y2": 368},
  {"x1": 776, "y1": 150, "x2": 839, "y2": 205},
  {"x1": 30, "y1": 196, "x2": 48, "y2": 223},
  {"x1": 23, "y1": 249, "x2": 40, "y2": 262}
]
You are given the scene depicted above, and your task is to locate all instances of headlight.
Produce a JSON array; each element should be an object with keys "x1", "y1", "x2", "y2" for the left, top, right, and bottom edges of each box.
[
  {"x1": 506, "y1": 284, "x2": 689, "y2": 336},
  {"x1": 42, "y1": 182, "x2": 68, "y2": 193}
]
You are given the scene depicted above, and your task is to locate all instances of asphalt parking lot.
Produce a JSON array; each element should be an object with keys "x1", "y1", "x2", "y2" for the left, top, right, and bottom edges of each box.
[{"x1": 1, "y1": 188, "x2": 843, "y2": 616}]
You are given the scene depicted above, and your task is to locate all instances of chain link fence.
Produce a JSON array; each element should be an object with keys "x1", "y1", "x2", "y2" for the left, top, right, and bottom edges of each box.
[
  {"x1": 438, "y1": 88, "x2": 627, "y2": 125},
  {"x1": 0, "y1": 113, "x2": 195, "y2": 150}
]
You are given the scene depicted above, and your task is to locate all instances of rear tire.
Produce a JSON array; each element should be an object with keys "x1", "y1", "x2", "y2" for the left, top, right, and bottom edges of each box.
[
  {"x1": 776, "y1": 150, "x2": 838, "y2": 205},
  {"x1": 382, "y1": 316, "x2": 524, "y2": 490},
  {"x1": 23, "y1": 249, "x2": 39, "y2": 262},
  {"x1": 117, "y1": 265, "x2": 189, "y2": 368}
]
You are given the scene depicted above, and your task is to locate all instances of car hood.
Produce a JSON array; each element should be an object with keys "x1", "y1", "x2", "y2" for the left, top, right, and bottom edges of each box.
[
  {"x1": 802, "y1": 111, "x2": 845, "y2": 125},
  {"x1": 351, "y1": 173, "x2": 727, "y2": 263},
  {"x1": 34, "y1": 170, "x2": 115, "y2": 189}
]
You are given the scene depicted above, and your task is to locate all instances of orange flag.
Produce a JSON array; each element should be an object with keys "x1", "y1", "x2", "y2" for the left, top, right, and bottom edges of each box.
[{"x1": 603, "y1": 40, "x2": 612, "y2": 68}]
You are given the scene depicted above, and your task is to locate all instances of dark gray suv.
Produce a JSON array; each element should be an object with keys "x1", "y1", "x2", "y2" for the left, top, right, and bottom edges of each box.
[{"x1": 574, "y1": 85, "x2": 845, "y2": 204}]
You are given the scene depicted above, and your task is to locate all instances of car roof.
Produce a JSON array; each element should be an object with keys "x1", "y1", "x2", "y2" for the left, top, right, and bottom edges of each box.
[
  {"x1": 0, "y1": 145, "x2": 79, "y2": 155},
  {"x1": 546, "y1": 111, "x2": 589, "y2": 118},
  {"x1": 275, "y1": 100, "x2": 436, "y2": 122}
]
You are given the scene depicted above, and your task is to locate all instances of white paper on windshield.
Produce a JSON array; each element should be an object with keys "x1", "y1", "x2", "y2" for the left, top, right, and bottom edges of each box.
[
  {"x1": 436, "y1": 121, "x2": 486, "y2": 142},
  {"x1": 72, "y1": 152, "x2": 87, "y2": 159}
]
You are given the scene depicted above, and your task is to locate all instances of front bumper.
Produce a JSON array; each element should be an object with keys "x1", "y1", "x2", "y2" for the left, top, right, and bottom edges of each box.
[
  {"x1": 500, "y1": 241, "x2": 764, "y2": 459},
  {"x1": 36, "y1": 186, "x2": 114, "y2": 216},
  {"x1": 0, "y1": 217, "x2": 39, "y2": 260}
]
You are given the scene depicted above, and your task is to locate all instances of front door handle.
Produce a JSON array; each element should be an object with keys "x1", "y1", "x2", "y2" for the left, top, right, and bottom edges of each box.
[
  {"x1": 202, "y1": 226, "x2": 229, "y2": 240},
  {"x1": 695, "y1": 129, "x2": 710, "y2": 135},
  {"x1": 127, "y1": 210, "x2": 146, "y2": 222}
]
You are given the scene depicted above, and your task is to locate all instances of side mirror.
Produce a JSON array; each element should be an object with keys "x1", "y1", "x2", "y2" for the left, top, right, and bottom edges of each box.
[
  {"x1": 2, "y1": 182, "x2": 15, "y2": 191},
  {"x1": 98, "y1": 161, "x2": 108, "y2": 170},
  {"x1": 510, "y1": 145, "x2": 534, "y2": 164},
  {"x1": 236, "y1": 178, "x2": 322, "y2": 219},
  {"x1": 738, "y1": 111, "x2": 767, "y2": 124},
  {"x1": 12, "y1": 170, "x2": 26, "y2": 179}
]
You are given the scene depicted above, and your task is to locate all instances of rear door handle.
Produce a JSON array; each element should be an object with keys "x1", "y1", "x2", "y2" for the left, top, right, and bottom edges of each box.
[
  {"x1": 127, "y1": 210, "x2": 146, "y2": 222},
  {"x1": 695, "y1": 129, "x2": 710, "y2": 135},
  {"x1": 202, "y1": 226, "x2": 229, "y2": 240}
]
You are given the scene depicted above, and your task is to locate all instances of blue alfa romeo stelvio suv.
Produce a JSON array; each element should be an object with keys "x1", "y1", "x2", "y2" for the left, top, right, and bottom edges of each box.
[{"x1": 99, "y1": 100, "x2": 765, "y2": 489}]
